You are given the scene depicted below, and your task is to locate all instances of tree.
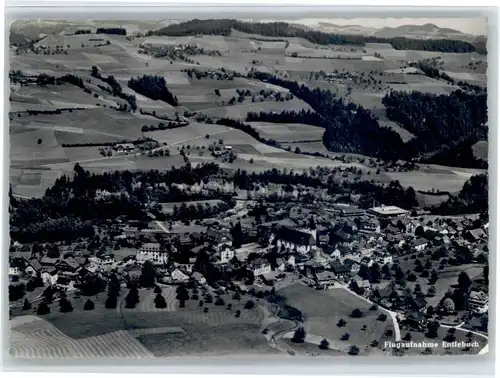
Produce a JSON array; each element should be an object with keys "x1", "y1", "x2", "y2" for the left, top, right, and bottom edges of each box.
[
  {"x1": 37, "y1": 138, "x2": 43, "y2": 145},
  {"x1": 37, "y1": 302, "x2": 50, "y2": 315},
  {"x1": 337, "y1": 318, "x2": 347, "y2": 327},
  {"x1": 244, "y1": 300, "x2": 255, "y2": 309},
  {"x1": 154, "y1": 285, "x2": 162, "y2": 294},
  {"x1": 125, "y1": 286, "x2": 139, "y2": 308},
  {"x1": 59, "y1": 298, "x2": 73, "y2": 313},
  {"x1": 319, "y1": 338, "x2": 329, "y2": 350},
  {"x1": 442, "y1": 297, "x2": 455, "y2": 313},
  {"x1": 426, "y1": 321, "x2": 440, "y2": 338},
  {"x1": 426, "y1": 305, "x2": 435, "y2": 317},
  {"x1": 140, "y1": 261, "x2": 156, "y2": 288},
  {"x1": 83, "y1": 299, "x2": 95, "y2": 311},
  {"x1": 427, "y1": 286, "x2": 436, "y2": 297},
  {"x1": 235, "y1": 309, "x2": 241, "y2": 317},
  {"x1": 215, "y1": 297, "x2": 225, "y2": 306},
  {"x1": 231, "y1": 222, "x2": 243, "y2": 248},
  {"x1": 154, "y1": 294, "x2": 167, "y2": 308},
  {"x1": 292, "y1": 327, "x2": 306, "y2": 343},
  {"x1": 483, "y1": 265, "x2": 489, "y2": 285},
  {"x1": 22, "y1": 298, "x2": 32, "y2": 310},
  {"x1": 403, "y1": 332, "x2": 412, "y2": 341},
  {"x1": 105, "y1": 293, "x2": 118, "y2": 309},
  {"x1": 351, "y1": 308, "x2": 363, "y2": 318}
]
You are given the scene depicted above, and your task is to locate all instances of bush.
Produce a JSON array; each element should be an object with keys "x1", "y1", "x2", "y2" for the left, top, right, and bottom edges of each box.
[
  {"x1": 351, "y1": 308, "x2": 363, "y2": 318},
  {"x1": 232, "y1": 292, "x2": 241, "y2": 300},
  {"x1": 369, "y1": 304, "x2": 378, "y2": 311},
  {"x1": 337, "y1": 318, "x2": 347, "y2": 327},
  {"x1": 203, "y1": 307, "x2": 209, "y2": 313},
  {"x1": 235, "y1": 310, "x2": 241, "y2": 317},
  {"x1": 403, "y1": 332, "x2": 412, "y2": 341},
  {"x1": 377, "y1": 314, "x2": 388, "y2": 321},
  {"x1": 154, "y1": 285, "x2": 162, "y2": 294},
  {"x1": 83, "y1": 299, "x2": 95, "y2": 311},
  {"x1": 341, "y1": 333, "x2": 350, "y2": 341},
  {"x1": 348, "y1": 345, "x2": 360, "y2": 355},
  {"x1": 319, "y1": 338, "x2": 329, "y2": 350},
  {"x1": 244, "y1": 300, "x2": 255, "y2": 309}
]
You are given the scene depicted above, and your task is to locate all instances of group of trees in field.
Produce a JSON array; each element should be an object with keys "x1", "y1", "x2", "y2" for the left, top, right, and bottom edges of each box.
[
  {"x1": 35, "y1": 73, "x2": 86, "y2": 90},
  {"x1": 9, "y1": 162, "x2": 223, "y2": 242},
  {"x1": 141, "y1": 121, "x2": 188, "y2": 132},
  {"x1": 91, "y1": 66, "x2": 137, "y2": 111},
  {"x1": 245, "y1": 109, "x2": 323, "y2": 128},
  {"x1": 232, "y1": 167, "x2": 419, "y2": 210},
  {"x1": 127, "y1": 75, "x2": 179, "y2": 107},
  {"x1": 148, "y1": 19, "x2": 484, "y2": 53},
  {"x1": 169, "y1": 200, "x2": 236, "y2": 222},
  {"x1": 96, "y1": 27, "x2": 126, "y2": 36}
]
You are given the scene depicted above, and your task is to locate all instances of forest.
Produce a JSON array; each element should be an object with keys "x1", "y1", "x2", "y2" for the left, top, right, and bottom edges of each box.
[
  {"x1": 149, "y1": 19, "x2": 485, "y2": 53},
  {"x1": 434, "y1": 174, "x2": 488, "y2": 215},
  {"x1": 127, "y1": 75, "x2": 179, "y2": 107},
  {"x1": 382, "y1": 89, "x2": 488, "y2": 156}
]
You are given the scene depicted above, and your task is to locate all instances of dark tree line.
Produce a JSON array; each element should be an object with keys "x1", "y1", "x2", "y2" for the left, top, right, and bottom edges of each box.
[
  {"x1": 75, "y1": 29, "x2": 91, "y2": 35},
  {"x1": 149, "y1": 19, "x2": 483, "y2": 53},
  {"x1": 96, "y1": 28, "x2": 126, "y2": 36},
  {"x1": 382, "y1": 89, "x2": 488, "y2": 156},
  {"x1": 246, "y1": 109, "x2": 323, "y2": 127},
  {"x1": 128, "y1": 75, "x2": 178, "y2": 107},
  {"x1": 91, "y1": 66, "x2": 137, "y2": 111}
]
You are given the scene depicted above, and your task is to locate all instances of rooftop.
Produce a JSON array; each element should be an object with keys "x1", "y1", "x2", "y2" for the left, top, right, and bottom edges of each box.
[{"x1": 369, "y1": 205, "x2": 408, "y2": 216}]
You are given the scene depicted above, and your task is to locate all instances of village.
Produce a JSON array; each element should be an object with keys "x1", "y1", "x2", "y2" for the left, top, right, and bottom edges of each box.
[{"x1": 8, "y1": 195, "x2": 489, "y2": 356}]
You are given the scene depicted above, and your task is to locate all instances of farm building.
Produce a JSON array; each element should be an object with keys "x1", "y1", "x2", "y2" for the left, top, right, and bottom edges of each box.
[
  {"x1": 113, "y1": 143, "x2": 135, "y2": 152},
  {"x1": 368, "y1": 205, "x2": 409, "y2": 218}
]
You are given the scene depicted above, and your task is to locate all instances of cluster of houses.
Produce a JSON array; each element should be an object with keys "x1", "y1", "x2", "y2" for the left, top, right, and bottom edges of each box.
[{"x1": 9, "y1": 202, "x2": 489, "y2": 324}]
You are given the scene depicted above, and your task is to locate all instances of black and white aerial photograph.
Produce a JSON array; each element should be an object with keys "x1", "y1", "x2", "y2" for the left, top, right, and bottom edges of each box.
[{"x1": 7, "y1": 13, "x2": 489, "y2": 359}]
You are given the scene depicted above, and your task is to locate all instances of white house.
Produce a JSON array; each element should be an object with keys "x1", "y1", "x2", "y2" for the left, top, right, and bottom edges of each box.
[
  {"x1": 171, "y1": 268, "x2": 190, "y2": 283},
  {"x1": 469, "y1": 289, "x2": 489, "y2": 314},
  {"x1": 217, "y1": 245, "x2": 235, "y2": 264},
  {"x1": 412, "y1": 238, "x2": 428, "y2": 252},
  {"x1": 8, "y1": 266, "x2": 20, "y2": 276},
  {"x1": 250, "y1": 258, "x2": 272, "y2": 276},
  {"x1": 373, "y1": 250, "x2": 393, "y2": 265},
  {"x1": 271, "y1": 227, "x2": 316, "y2": 254},
  {"x1": 137, "y1": 243, "x2": 168, "y2": 265},
  {"x1": 41, "y1": 271, "x2": 59, "y2": 286}
]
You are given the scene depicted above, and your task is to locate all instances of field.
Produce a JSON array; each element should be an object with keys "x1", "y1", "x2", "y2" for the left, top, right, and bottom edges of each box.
[
  {"x1": 10, "y1": 285, "x2": 275, "y2": 358},
  {"x1": 9, "y1": 27, "x2": 486, "y2": 201},
  {"x1": 277, "y1": 284, "x2": 394, "y2": 355}
]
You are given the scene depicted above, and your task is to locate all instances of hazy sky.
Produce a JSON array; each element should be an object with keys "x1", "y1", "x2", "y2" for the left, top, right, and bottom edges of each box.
[{"x1": 295, "y1": 17, "x2": 488, "y2": 35}]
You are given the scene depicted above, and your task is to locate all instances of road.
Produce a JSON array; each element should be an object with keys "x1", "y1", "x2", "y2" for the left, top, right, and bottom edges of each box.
[
  {"x1": 154, "y1": 220, "x2": 170, "y2": 234},
  {"x1": 440, "y1": 321, "x2": 488, "y2": 355}
]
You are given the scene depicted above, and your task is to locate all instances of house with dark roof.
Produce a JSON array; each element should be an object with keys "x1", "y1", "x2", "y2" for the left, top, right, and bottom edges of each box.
[
  {"x1": 411, "y1": 238, "x2": 429, "y2": 252},
  {"x1": 249, "y1": 258, "x2": 271, "y2": 276},
  {"x1": 469, "y1": 289, "x2": 489, "y2": 313},
  {"x1": 402, "y1": 311, "x2": 427, "y2": 331},
  {"x1": 315, "y1": 271, "x2": 337, "y2": 288},
  {"x1": 465, "y1": 228, "x2": 487, "y2": 243},
  {"x1": 272, "y1": 227, "x2": 315, "y2": 254}
]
